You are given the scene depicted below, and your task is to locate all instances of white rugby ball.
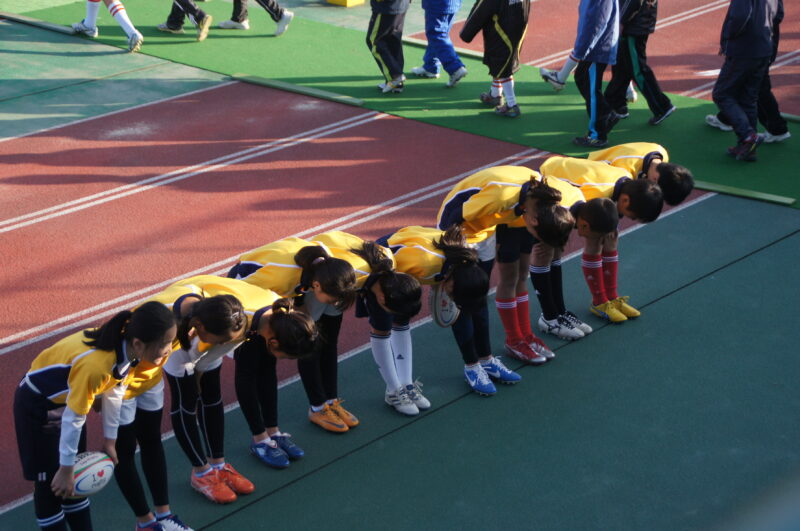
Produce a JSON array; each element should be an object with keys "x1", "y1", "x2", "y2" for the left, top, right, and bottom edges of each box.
[
  {"x1": 429, "y1": 283, "x2": 460, "y2": 327},
  {"x1": 72, "y1": 452, "x2": 114, "y2": 496}
]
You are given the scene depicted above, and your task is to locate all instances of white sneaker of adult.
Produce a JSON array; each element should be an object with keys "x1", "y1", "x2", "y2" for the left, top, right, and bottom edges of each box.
[{"x1": 275, "y1": 10, "x2": 293, "y2": 36}]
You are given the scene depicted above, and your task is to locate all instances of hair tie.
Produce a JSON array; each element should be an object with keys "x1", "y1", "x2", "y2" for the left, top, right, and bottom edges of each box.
[
  {"x1": 312, "y1": 257, "x2": 326, "y2": 265},
  {"x1": 277, "y1": 306, "x2": 289, "y2": 314}
]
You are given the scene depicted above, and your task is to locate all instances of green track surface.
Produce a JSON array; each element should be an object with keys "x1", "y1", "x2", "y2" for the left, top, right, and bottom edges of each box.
[
  {"x1": 2, "y1": 195, "x2": 798, "y2": 530},
  {"x1": 13, "y1": 0, "x2": 800, "y2": 207}
]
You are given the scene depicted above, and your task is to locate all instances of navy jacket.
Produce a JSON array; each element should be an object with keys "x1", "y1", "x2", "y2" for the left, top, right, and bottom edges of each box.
[
  {"x1": 619, "y1": 0, "x2": 657, "y2": 36},
  {"x1": 720, "y1": 0, "x2": 782, "y2": 58},
  {"x1": 571, "y1": 0, "x2": 619, "y2": 64}
]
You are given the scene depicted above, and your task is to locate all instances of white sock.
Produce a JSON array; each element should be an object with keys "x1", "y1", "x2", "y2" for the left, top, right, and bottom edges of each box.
[
  {"x1": 370, "y1": 333, "x2": 400, "y2": 392},
  {"x1": 310, "y1": 403, "x2": 325, "y2": 412},
  {"x1": 210, "y1": 462, "x2": 225, "y2": 470},
  {"x1": 389, "y1": 325, "x2": 413, "y2": 386},
  {"x1": 491, "y1": 79, "x2": 503, "y2": 98},
  {"x1": 558, "y1": 56, "x2": 579, "y2": 82},
  {"x1": 501, "y1": 77, "x2": 516, "y2": 107},
  {"x1": 84, "y1": 0, "x2": 102, "y2": 27},
  {"x1": 107, "y1": 1, "x2": 137, "y2": 37}
]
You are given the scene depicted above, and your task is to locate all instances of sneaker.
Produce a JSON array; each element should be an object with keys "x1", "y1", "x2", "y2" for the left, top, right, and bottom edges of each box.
[
  {"x1": 727, "y1": 132, "x2": 762, "y2": 162},
  {"x1": 272, "y1": 433, "x2": 304, "y2": 460},
  {"x1": 446, "y1": 66, "x2": 467, "y2": 88},
  {"x1": 308, "y1": 403, "x2": 349, "y2": 433},
  {"x1": 505, "y1": 341, "x2": 547, "y2": 365},
  {"x1": 464, "y1": 364, "x2": 496, "y2": 396},
  {"x1": 479, "y1": 92, "x2": 503, "y2": 107},
  {"x1": 216, "y1": 463, "x2": 254, "y2": 495},
  {"x1": 615, "y1": 108, "x2": 630, "y2": 119},
  {"x1": 590, "y1": 301, "x2": 628, "y2": 323},
  {"x1": 157, "y1": 514, "x2": 193, "y2": 531},
  {"x1": 218, "y1": 19, "x2": 250, "y2": 30},
  {"x1": 197, "y1": 15, "x2": 213, "y2": 42},
  {"x1": 405, "y1": 381, "x2": 431, "y2": 410},
  {"x1": 411, "y1": 66, "x2": 440, "y2": 79},
  {"x1": 378, "y1": 75, "x2": 405, "y2": 94},
  {"x1": 157, "y1": 23, "x2": 185, "y2": 35},
  {"x1": 612, "y1": 296, "x2": 640, "y2": 318},
  {"x1": 495, "y1": 104, "x2": 521, "y2": 118},
  {"x1": 539, "y1": 68, "x2": 565, "y2": 91},
  {"x1": 626, "y1": 82, "x2": 638, "y2": 103},
  {"x1": 385, "y1": 387, "x2": 419, "y2": 416},
  {"x1": 537, "y1": 314, "x2": 584, "y2": 340},
  {"x1": 250, "y1": 440, "x2": 290, "y2": 469},
  {"x1": 604, "y1": 111, "x2": 622, "y2": 133},
  {"x1": 72, "y1": 20, "x2": 98, "y2": 38},
  {"x1": 705, "y1": 114, "x2": 733, "y2": 132},
  {"x1": 761, "y1": 130, "x2": 791, "y2": 143},
  {"x1": 480, "y1": 356, "x2": 522, "y2": 384},
  {"x1": 649, "y1": 104, "x2": 676, "y2": 125},
  {"x1": 128, "y1": 31, "x2": 143, "y2": 53},
  {"x1": 190, "y1": 470, "x2": 237, "y2": 504},
  {"x1": 136, "y1": 522, "x2": 165, "y2": 530},
  {"x1": 573, "y1": 135, "x2": 608, "y2": 148},
  {"x1": 275, "y1": 10, "x2": 293, "y2": 36},
  {"x1": 528, "y1": 335, "x2": 556, "y2": 360},
  {"x1": 330, "y1": 399, "x2": 360, "y2": 427},
  {"x1": 562, "y1": 310, "x2": 593, "y2": 335}
]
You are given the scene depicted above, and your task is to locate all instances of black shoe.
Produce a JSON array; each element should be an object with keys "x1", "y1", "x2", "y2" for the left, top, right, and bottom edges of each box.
[
  {"x1": 573, "y1": 136, "x2": 608, "y2": 148},
  {"x1": 614, "y1": 107, "x2": 629, "y2": 119},
  {"x1": 649, "y1": 105, "x2": 676, "y2": 125},
  {"x1": 604, "y1": 111, "x2": 622, "y2": 132}
]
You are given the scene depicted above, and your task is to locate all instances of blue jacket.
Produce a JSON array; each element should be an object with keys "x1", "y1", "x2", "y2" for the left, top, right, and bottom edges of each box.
[
  {"x1": 422, "y1": 0, "x2": 461, "y2": 15},
  {"x1": 571, "y1": 0, "x2": 619, "y2": 64},
  {"x1": 720, "y1": 0, "x2": 782, "y2": 58}
]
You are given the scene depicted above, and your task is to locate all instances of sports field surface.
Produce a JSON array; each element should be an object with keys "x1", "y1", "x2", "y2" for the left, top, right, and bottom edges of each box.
[{"x1": 1, "y1": 0, "x2": 799, "y2": 529}]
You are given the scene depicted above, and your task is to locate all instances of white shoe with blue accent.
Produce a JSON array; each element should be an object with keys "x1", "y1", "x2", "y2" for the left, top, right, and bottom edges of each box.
[
  {"x1": 464, "y1": 364, "x2": 496, "y2": 396},
  {"x1": 72, "y1": 20, "x2": 98, "y2": 38},
  {"x1": 157, "y1": 514, "x2": 194, "y2": 531},
  {"x1": 480, "y1": 356, "x2": 521, "y2": 384}
]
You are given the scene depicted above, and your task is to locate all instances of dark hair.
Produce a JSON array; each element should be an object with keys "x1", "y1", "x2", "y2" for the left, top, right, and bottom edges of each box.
[
  {"x1": 433, "y1": 226, "x2": 489, "y2": 307},
  {"x1": 574, "y1": 198, "x2": 619, "y2": 234},
  {"x1": 83, "y1": 301, "x2": 175, "y2": 351},
  {"x1": 353, "y1": 242, "x2": 422, "y2": 319},
  {"x1": 524, "y1": 177, "x2": 574, "y2": 248},
  {"x1": 619, "y1": 180, "x2": 664, "y2": 223},
  {"x1": 266, "y1": 298, "x2": 321, "y2": 359},
  {"x1": 295, "y1": 245, "x2": 357, "y2": 310},
  {"x1": 176, "y1": 294, "x2": 246, "y2": 350},
  {"x1": 656, "y1": 163, "x2": 694, "y2": 206}
]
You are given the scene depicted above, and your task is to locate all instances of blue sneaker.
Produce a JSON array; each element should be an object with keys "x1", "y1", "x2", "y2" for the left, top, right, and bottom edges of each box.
[
  {"x1": 480, "y1": 356, "x2": 522, "y2": 384},
  {"x1": 464, "y1": 364, "x2": 496, "y2": 396},
  {"x1": 157, "y1": 514, "x2": 193, "y2": 531},
  {"x1": 250, "y1": 440, "x2": 289, "y2": 469},
  {"x1": 272, "y1": 433, "x2": 304, "y2": 460}
]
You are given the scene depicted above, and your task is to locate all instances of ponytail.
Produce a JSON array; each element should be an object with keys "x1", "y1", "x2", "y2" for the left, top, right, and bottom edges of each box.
[
  {"x1": 294, "y1": 245, "x2": 357, "y2": 311},
  {"x1": 433, "y1": 226, "x2": 488, "y2": 308},
  {"x1": 84, "y1": 302, "x2": 174, "y2": 351},
  {"x1": 266, "y1": 298, "x2": 320, "y2": 359},
  {"x1": 524, "y1": 177, "x2": 574, "y2": 249},
  {"x1": 352, "y1": 242, "x2": 423, "y2": 319},
  {"x1": 176, "y1": 294, "x2": 246, "y2": 350}
]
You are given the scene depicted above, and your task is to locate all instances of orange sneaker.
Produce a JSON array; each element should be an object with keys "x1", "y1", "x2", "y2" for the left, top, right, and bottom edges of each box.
[
  {"x1": 190, "y1": 470, "x2": 237, "y2": 504},
  {"x1": 216, "y1": 463, "x2": 254, "y2": 495},
  {"x1": 330, "y1": 399, "x2": 359, "y2": 428},
  {"x1": 308, "y1": 403, "x2": 349, "y2": 433}
]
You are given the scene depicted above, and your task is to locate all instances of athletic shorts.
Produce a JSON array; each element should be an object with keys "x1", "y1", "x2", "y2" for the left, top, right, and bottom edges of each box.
[
  {"x1": 495, "y1": 224, "x2": 535, "y2": 263},
  {"x1": 355, "y1": 290, "x2": 410, "y2": 332}
]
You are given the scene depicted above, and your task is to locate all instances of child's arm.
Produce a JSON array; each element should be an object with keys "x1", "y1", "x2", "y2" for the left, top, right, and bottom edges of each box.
[{"x1": 460, "y1": 0, "x2": 495, "y2": 43}]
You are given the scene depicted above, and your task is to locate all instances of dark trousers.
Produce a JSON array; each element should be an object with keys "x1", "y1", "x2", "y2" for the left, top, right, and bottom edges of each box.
[
  {"x1": 606, "y1": 34, "x2": 672, "y2": 116},
  {"x1": 574, "y1": 61, "x2": 615, "y2": 140},
  {"x1": 366, "y1": 11, "x2": 407, "y2": 81},
  {"x1": 712, "y1": 55, "x2": 771, "y2": 142},
  {"x1": 716, "y1": 70, "x2": 788, "y2": 136},
  {"x1": 230, "y1": 0, "x2": 283, "y2": 23},
  {"x1": 298, "y1": 313, "x2": 342, "y2": 407},
  {"x1": 234, "y1": 336, "x2": 279, "y2": 435},
  {"x1": 115, "y1": 409, "x2": 169, "y2": 518},
  {"x1": 166, "y1": 0, "x2": 208, "y2": 29},
  {"x1": 450, "y1": 260, "x2": 494, "y2": 364}
]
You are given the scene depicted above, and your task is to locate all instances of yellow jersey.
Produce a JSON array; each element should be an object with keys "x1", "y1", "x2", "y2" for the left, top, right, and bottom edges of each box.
[
  {"x1": 540, "y1": 156, "x2": 631, "y2": 201},
  {"x1": 587, "y1": 142, "x2": 668, "y2": 178},
  {"x1": 386, "y1": 226, "x2": 447, "y2": 285},
  {"x1": 237, "y1": 238, "x2": 323, "y2": 297},
  {"x1": 309, "y1": 231, "x2": 394, "y2": 289}
]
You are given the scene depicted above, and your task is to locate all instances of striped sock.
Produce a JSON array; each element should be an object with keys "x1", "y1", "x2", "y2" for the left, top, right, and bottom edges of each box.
[
  {"x1": 491, "y1": 79, "x2": 503, "y2": 98},
  {"x1": 515, "y1": 291, "x2": 534, "y2": 338},
  {"x1": 84, "y1": 0, "x2": 102, "y2": 27},
  {"x1": 107, "y1": 1, "x2": 137, "y2": 37},
  {"x1": 37, "y1": 511, "x2": 66, "y2": 530},
  {"x1": 500, "y1": 77, "x2": 516, "y2": 106},
  {"x1": 581, "y1": 253, "x2": 606, "y2": 306},
  {"x1": 496, "y1": 297, "x2": 523, "y2": 344},
  {"x1": 602, "y1": 250, "x2": 619, "y2": 300}
]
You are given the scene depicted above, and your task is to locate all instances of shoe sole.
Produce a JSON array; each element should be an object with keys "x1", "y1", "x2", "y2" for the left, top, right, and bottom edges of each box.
[
  {"x1": 537, "y1": 324, "x2": 583, "y2": 341},
  {"x1": 589, "y1": 308, "x2": 627, "y2": 323},
  {"x1": 197, "y1": 16, "x2": 213, "y2": 41},
  {"x1": 465, "y1": 380, "x2": 496, "y2": 396},
  {"x1": 309, "y1": 418, "x2": 348, "y2": 432},
  {"x1": 250, "y1": 448, "x2": 290, "y2": 469},
  {"x1": 505, "y1": 346, "x2": 547, "y2": 365},
  {"x1": 485, "y1": 373, "x2": 520, "y2": 385}
]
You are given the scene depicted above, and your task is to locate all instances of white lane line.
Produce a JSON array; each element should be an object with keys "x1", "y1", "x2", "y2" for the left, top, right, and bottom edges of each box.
[
  {"x1": 0, "y1": 148, "x2": 544, "y2": 356},
  {"x1": 0, "y1": 111, "x2": 381, "y2": 233},
  {"x1": 682, "y1": 49, "x2": 800, "y2": 98}
]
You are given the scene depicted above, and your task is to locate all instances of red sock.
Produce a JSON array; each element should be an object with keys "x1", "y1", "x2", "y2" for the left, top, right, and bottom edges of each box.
[
  {"x1": 581, "y1": 253, "x2": 606, "y2": 306},
  {"x1": 602, "y1": 251, "x2": 619, "y2": 300},
  {"x1": 496, "y1": 297, "x2": 523, "y2": 344},
  {"x1": 515, "y1": 292, "x2": 534, "y2": 339}
]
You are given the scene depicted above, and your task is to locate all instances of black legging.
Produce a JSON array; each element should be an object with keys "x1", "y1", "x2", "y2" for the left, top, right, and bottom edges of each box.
[
  {"x1": 115, "y1": 408, "x2": 168, "y2": 518},
  {"x1": 297, "y1": 313, "x2": 342, "y2": 407},
  {"x1": 450, "y1": 259, "x2": 494, "y2": 364},
  {"x1": 234, "y1": 336, "x2": 278, "y2": 435},
  {"x1": 166, "y1": 367, "x2": 224, "y2": 468}
]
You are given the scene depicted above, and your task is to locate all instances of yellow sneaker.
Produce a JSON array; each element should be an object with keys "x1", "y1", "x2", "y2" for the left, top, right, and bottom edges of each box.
[
  {"x1": 308, "y1": 403, "x2": 348, "y2": 433},
  {"x1": 590, "y1": 301, "x2": 627, "y2": 323},
  {"x1": 612, "y1": 296, "x2": 640, "y2": 318},
  {"x1": 329, "y1": 399, "x2": 359, "y2": 428}
]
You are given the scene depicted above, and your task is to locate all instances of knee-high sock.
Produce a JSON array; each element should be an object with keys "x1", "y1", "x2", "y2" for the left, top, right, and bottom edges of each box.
[
  {"x1": 550, "y1": 259, "x2": 567, "y2": 315},
  {"x1": 496, "y1": 297, "x2": 523, "y2": 344},
  {"x1": 581, "y1": 253, "x2": 606, "y2": 305},
  {"x1": 390, "y1": 324, "x2": 413, "y2": 386},
  {"x1": 107, "y1": 1, "x2": 137, "y2": 37},
  {"x1": 83, "y1": 0, "x2": 102, "y2": 27},
  {"x1": 500, "y1": 77, "x2": 516, "y2": 106},
  {"x1": 602, "y1": 250, "x2": 619, "y2": 300},
  {"x1": 515, "y1": 291, "x2": 534, "y2": 338},
  {"x1": 370, "y1": 333, "x2": 400, "y2": 392},
  {"x1": 62, "y1": 498, "x2": 92, "y2": 531},
  {"x1": 530, "y1": 264, "x2": 558, "y2": 320}
]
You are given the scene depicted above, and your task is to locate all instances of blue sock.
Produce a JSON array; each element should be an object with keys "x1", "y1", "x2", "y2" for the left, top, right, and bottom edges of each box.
[
  {"x1": 138, "y1": 518, "x2": 157, "y2": 528},
  {"x1": 155, "y1": 511, "x2": 171, "y2": 520}
]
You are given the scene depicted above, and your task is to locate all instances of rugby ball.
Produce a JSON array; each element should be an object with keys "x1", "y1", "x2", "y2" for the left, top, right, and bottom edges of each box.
[
  {"x1": 72, "y1": 452, "x2": 114, "y2": 497},
  {"x1": 429, "y1": 283, "x2": 460, "y2": 327}
]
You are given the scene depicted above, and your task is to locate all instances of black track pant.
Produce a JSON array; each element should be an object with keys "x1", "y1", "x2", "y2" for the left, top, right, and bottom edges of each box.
[
  {"x1": 166, "y1": 367, "x2": 224, "y2": 468},
  {"x1": 234, "y1": 337, "x2": 278, "y2": 435},
  {"x1": 115, "y1": 408, "x2": 168, "y2": 518},
  {"x1": 298, "y1": 313, "x2": 343, "y2": 407},
  {"x1": 230, "y1": 0, "x2": 284, "y2": 23},
  {"x1": 366, "y1": 11, "x2": 407, "y2": 81},
  {"x1": 166, "y1": 0, "x2": 209, "y2": 29},
  {"x1": 574, "y1": 61, "x2": 615, "y2": 141},
  {"x1": 605, "y1": 34, "x2": 672, "y2": 116},
  {"x1": 716, "y1": 70, "x2": 789, "y2": 136}
]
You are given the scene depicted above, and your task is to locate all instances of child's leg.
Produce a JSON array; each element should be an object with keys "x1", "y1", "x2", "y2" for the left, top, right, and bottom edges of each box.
[
  {"x1": 500, "y1": 76, "x2": 517, "y2": 107},
  {"x1": 370, "y1": 329, "x2": 401, "y2": 392},
  {"x1": 390, "y1": 320, "x2": 413, "y2": 387},
  {"x1": 584, "y1": 234, "x2": 627, "y2": 322},
  {"x1": 602, "y1": 231, "x2": 640, "y2": 317},
  {"x1": 102, "y1": 0, "x2": 137, "y2": 38},
  {"x1": 197, "y1": 367, "x2": 225, "y2": 465},
  {"x1": 530, "y1": 242, "x2": 558, "y2": 320},
  {"x1": 135, "y1": 407, "x2": 171, "y2": 520},
  {"x1": 366, "y1": 12, "x2": 405, "y2": 81},
  {"x1": 514, "y1": 251, "x2": 535, "y2": 338},
  {"x1": 83, "y1": 0, "x2": 102, "y2": 28}
]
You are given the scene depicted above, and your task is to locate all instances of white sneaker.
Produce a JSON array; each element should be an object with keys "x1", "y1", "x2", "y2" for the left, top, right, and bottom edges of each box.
[
  {"x1": 219, "y1": 19, "x2": 250, "y2": 30},
  {"x1": 385, "y1": 387, "x2": 419, "y2": 416},
  {"x1": 561, "y1": 311, "x2": 593, "y2": 335},
  {"x1": 446, "y1": 66, "x2": 467, "y2": 88},
  {"x1": 72, "y1": 20, "x2": 98, "y2": 38},
  {"x1": 626, "y1": 82, "x2": 638, "y2": 103},
  {"x1": 761, "y1": 131, "x2": 791, "y2": 143},
  {"x1": 705, "y1": 114, "x2": 733, "y2": 132},
  {"x1": 157, "y1": 23, "x2": 185, "y2": 34},
  {"x1": 405, "y1": 381, "x2": 431, "y2": 410},
  {"x1": 275, "y1": 10, "x2": 293, "y2": 36},
  {"x1": 411, "y1": 66, "x2": 439, "y2": 79},
  {"x1": 538, "y1": 314, "x2": 584, "y2": 340},
  {"x1": 127, "y1": 31, "x2": 143, "y2": 53},
  {"x1": 378, "y1": 74, "x2": 406, "y2": 94},
  {"x1": 539, "y1": 68, "x2": 565, "y2": 91}
]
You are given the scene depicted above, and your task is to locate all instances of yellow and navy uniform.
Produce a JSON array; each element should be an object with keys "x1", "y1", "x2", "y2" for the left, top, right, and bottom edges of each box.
[
  {"x1": 386, "y1": 226, "x2": 447, "y2": 285},
  {"x1": 310, "y1": 231, "x2": 394, "y2": 288},
  {"x1": 540, "y1": 156, "x2": 631, "y2": 202},
  {"x1": 587, "y1": 142, "x2": 668, "y2": 178},
  {"x1": 460, "y1": 0, "x2": 530, "y2": 78},
  {"x1": 236, "y1": 237, "x2": 323, "y2": 297}
]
